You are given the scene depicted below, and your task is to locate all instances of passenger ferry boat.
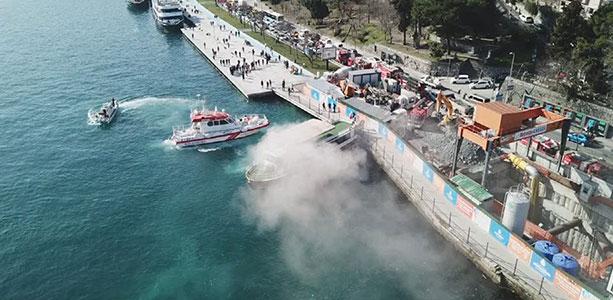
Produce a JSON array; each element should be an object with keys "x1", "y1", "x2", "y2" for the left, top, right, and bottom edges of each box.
[
  {"x1": 151, "y1": 0, "x2": 184, "y2": 27},
  {"x1": 169, "y1": 108, "x2": 270, "y2": 148}
]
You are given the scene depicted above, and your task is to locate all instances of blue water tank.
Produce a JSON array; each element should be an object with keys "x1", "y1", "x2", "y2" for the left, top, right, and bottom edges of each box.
[
  {"x1": 534, "y1": 240, "x2": 560, "y2": 261},
  {"x1": 552, "y1": 253, "x2": 580, "y2": 276}
]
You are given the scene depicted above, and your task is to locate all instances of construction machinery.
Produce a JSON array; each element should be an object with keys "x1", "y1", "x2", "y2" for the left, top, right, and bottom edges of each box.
[
  {"x1": 450, "y1": 102, "x2": 571, "y2": 186},
  {"x1": 338, "y1": 80, "x2": 356, "y2": 98},
  {"x1": 435, "y1": 92, "x2": 456, "y2": 125},
  {"x1": 562, "y1": 152, "x2": 602, "y2": 175}
]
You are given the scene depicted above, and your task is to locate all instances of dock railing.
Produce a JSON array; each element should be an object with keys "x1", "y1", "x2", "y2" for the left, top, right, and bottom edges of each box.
[{"x1": 274, "y1": 83, "x2": 340, "y2": 123}]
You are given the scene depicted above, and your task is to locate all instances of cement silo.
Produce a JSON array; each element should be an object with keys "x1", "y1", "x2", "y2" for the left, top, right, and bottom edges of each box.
[{"x1": 502, "y1": 191, "x2": 531, "y2": 236}]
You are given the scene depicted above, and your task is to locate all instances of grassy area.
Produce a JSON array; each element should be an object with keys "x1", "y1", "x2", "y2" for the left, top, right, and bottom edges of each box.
[
  {"x1": 198, "y1": 0, "x2": 335, "y2": 74},
  {"x1": 199, "y1": 1, "x2": 249, "y2": 30}
]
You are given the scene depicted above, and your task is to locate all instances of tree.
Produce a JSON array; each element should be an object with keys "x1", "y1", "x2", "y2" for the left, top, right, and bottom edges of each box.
[
  {"x1": 303, "y1": 0, "x2": 329, "y2": 23},
  {"x1": 378, "y1": 0, "x2": 398, "y2": 43},
  {"x1": 430, "y1": 42, "x2": 444, "y2": 58},
  {"x1": 411, "y1": 0, "x2": 435, "y2": 47},
  {"x1": 550, "y1": 0, "x2": 591, "y2": 60},
  {"x1": 391, "y1": 0, "x2": 413, "y2": 45},
  {"x1": 525, "y1": 0, "x2": 538, "y2": 16},
  {"x1": 590, "y1": 3, "x2": 613, "y2": 66},
  {"x1": 430, "y1": 0, "x2": 465, "y2": 53}
]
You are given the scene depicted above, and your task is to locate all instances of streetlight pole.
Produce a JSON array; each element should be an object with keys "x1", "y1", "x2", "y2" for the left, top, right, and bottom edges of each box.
[{"x1": 506, "y1": 52, "x2": 515, "y2": 102}]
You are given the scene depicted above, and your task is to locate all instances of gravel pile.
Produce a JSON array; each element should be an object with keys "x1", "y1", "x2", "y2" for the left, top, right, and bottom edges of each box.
[
  {"x1": 422, "y1": 126, "x2": 484, "y2": 166},
  {"x1": 390, "y1": 115, "x2": 484, "y2": 167}
]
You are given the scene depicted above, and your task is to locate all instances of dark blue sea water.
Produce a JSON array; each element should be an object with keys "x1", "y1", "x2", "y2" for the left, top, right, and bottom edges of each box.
[{"x1": 0, "y1": 1, "x2": 515, "y2": 299}]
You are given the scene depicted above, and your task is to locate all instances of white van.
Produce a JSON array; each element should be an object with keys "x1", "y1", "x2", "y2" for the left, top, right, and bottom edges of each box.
[{"x1": 452, "y1": 74, "x2": 471, "y2": 84}]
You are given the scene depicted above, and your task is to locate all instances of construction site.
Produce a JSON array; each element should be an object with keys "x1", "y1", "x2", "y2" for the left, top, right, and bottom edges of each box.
[
  {"x1": 301, "y1": 52, "x2": 613, "y2": 298},
  {"x1": 190, "y1": 1, "x2": 613, "y2": 298}
]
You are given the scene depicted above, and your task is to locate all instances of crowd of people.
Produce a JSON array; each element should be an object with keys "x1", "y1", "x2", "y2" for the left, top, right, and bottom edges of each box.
[{"x1": 189, "y1": 16, "x2": 315, "y2": 95}]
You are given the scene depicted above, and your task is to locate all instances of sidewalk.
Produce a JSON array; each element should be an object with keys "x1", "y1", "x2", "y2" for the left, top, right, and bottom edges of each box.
[{"x1": 181, "y1": 1, "x2": 314, "y2": 98}]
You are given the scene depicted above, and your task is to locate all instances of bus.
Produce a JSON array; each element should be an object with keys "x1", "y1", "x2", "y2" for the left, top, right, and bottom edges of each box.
[{"x1": 264, "y1": 10, "x2": 284, "y2": 22}]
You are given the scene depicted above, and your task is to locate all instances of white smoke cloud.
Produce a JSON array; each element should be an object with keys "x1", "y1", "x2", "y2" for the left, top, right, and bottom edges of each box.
[{"x1": 240, "y1": 123, "x2": 506, "y2": 299}]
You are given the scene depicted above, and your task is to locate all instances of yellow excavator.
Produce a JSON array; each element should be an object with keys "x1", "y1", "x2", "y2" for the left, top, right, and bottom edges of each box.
[{"x1": 435, "y1": 92, "x2": 456, "y2": 125}]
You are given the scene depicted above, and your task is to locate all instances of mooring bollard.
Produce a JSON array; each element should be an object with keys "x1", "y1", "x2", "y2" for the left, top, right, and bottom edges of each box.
[
  {"x1": 448, "y1": 212, "x2": 451, "y2": 227},
  {"x1": 485, "y1": 242, "x2": 489, "y2": 258},
  {"x1": 466, "y1": 227, "x2": 471, "y2": 244},
  {"x1": 432, "y1": 196, "x2": 435, "y2": 212},
  {"x1": 513, "y1": 258, "x2": 518, "y2": 275},
  {"x1": 538, "y1": 276, "x2": 544, "y2": 294}
]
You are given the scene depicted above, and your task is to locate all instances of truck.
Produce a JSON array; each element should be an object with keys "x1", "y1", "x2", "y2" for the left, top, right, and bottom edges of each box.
[{"x1": 562, "y1": 152, "x2": 602, "y2": 175}]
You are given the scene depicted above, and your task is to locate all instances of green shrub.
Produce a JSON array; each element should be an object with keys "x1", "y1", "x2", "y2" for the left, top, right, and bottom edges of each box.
[
  {"x1": 430, "y1": 42, "x2": 444, "y2": 59},
  {"x1": 525, "y1": 1, "x2": 538, "y2": 16}
]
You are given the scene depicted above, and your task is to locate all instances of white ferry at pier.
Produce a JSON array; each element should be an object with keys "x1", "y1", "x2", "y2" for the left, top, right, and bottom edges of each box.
[
  {"x1": 169, "y1": 108, "x2": 270, "y2": 148},
  {"x1": 151, "y1": 0, "x2": 184, "y2": 27}
]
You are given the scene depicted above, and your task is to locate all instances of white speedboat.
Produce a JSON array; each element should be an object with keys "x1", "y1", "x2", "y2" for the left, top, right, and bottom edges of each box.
[
  {"x1": 151, "y1": 0, "x2": 184, "y2": 27},
  {"x1": 169, "y1": 108, "x2": 270, "y2": 148},
  {"x1": 88, "y1": 99, "x2": 119, "y2": 126}
]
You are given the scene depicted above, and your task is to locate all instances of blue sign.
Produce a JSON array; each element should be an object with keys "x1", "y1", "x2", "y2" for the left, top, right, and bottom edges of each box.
[
  {"x1": 395, "y1": 138, "x2": 405, "y2": 153},
  {"x1": 422, "y1": 164, "x2": 433, "y2": 182},
  {"x1": 378, "y1": 123, "x2": 388, "y2": 138},
  {"x1": 310, "y1": 89, "x2": 320, "y2": 101},
  {"x1": 327, "y1": 96, "x2": 336, "y2": 105},
  {"x1": 444, "y1": 184, "x2": 458, "y2": 205},
  {"x1": 488, "y1": 221, "x2": 510, "y2": 246},
  {"x1": 530, "y1": 252, "x2": 556, "y2": 282}
]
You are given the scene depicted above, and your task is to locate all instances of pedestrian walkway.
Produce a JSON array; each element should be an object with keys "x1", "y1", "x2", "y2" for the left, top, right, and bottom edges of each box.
[{"x1": 181, "y1": 3, "x2": 312, "y2": 99}]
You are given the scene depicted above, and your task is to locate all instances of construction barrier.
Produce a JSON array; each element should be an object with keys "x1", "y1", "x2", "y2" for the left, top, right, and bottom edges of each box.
[{"x1": 337, "y1": 99, "x2": 606, "y2": 299}]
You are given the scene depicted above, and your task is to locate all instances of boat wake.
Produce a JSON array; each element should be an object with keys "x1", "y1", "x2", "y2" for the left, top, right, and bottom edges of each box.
[
  {"x1": 197, "y1": 147, "x2": 221, "y2": 153},
  {"x1": 120, "y1": 96, "x2": 200, "y2": 112}
]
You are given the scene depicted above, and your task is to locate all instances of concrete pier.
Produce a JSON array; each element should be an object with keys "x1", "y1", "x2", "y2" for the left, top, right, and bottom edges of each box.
[
  {"x1": 180, "y1": 5, "x2": 340, "y2": 123},
  {"x1": 181, "y1": 11, "x2": 310, "y2": 98}
]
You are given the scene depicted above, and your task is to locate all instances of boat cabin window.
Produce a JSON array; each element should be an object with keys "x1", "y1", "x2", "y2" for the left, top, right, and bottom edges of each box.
[
  {"x1": 214, "y1": 121, "x2": 220, "y2": 126},
  {"x1": 207, "y1": 121, "x2": 213, "y2": 126},
  {"x1": 219, "y1": 120, "x2": 228, "y2": 125}
]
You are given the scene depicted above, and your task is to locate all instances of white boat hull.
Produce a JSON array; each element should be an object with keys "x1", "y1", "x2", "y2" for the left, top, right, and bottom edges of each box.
[
  {"x1": 171, "y1": 123, "x2": 268, "y2": 148},
  {"x1": 88, "y1": 102, "x2": 119, "y2": 126}
]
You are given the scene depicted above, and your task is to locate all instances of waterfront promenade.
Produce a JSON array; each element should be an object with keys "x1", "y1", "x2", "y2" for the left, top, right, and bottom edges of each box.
[
  {"x1": 181, "y1": 3, "x2": 596, "y2": 299},
  {"x1": 181, "y1": 3, "x2": 341, "y2": 122}
]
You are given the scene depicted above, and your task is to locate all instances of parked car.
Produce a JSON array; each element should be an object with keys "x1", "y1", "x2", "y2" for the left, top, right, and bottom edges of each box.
[
  {"x1": 567, "y1": 132, "x2": 593, "y2": 146},
  {"x1": 452, "y1": 74, "x2": 471, "y2": 84},
  {"x1": 420, "y1": 75, "x2": 441, "y2": 88},
  {"x1": 470, "y1": 79, "x2": 493, "y2": 89}
]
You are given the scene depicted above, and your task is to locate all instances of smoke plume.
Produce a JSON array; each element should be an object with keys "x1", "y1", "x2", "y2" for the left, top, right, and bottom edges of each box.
[{"x1": 240, "y1": 123, "x2": 503, "y2": 299}]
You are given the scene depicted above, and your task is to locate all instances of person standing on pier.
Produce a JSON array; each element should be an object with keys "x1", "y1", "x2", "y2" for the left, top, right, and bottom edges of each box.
[
  {"x1": 282, "y1": 80, "x2": 285, "y2": 90},
  {"x1": 261, "y1": 80, "x2": 264, "y2": 88}
]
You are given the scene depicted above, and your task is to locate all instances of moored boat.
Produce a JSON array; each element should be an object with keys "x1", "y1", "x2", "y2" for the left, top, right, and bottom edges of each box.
[
  {"x1": 127, "y1": 0, "x2": 148, "y2": 6},
  {"x1": 169, "y1": 108, "x2": 270, "y2": 148},
  {"x1": 151, "y1": 0, "x2": 184, "y2": 27},
  {"x1": 88, "y1": 98, "x2": 119, "y2": 126},
  {"x1": 245, "y1": 120, "x2": 355, "y2": 186}
]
